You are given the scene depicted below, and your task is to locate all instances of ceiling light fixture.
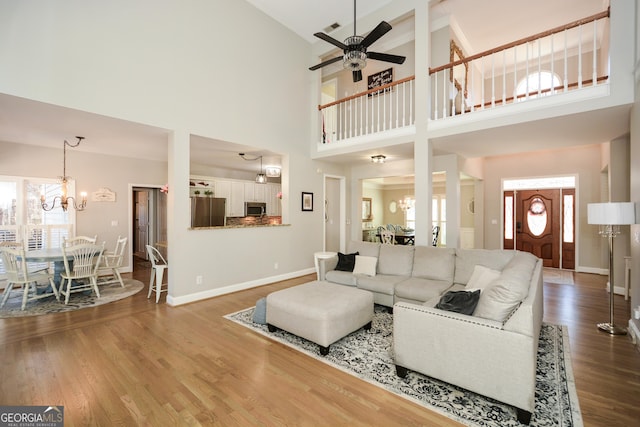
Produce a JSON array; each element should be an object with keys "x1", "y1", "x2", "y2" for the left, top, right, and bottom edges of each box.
[
  {"x1": 239, "y1": 153, "x2": 268, "y2": 184},
  {"x1": 371, "y1": 154, "x2": 386, "y2": 164},
  {"x1": 41, "y1": 136, "x2": 87, "y2": 212}
]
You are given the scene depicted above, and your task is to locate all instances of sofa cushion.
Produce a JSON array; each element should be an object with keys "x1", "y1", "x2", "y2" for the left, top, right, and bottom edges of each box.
[
  {"x1": 378, "y1": 244, "x2": 415, "y2": 276},
  {"x1": 335, "y1": 252, "x2": 359, "y2": 271},
  {"x1": 454, "y1": 249, "x2": 516, "y2": 285},
  {"x1": 356, "y1": 274, "x2": 406, "y2": 296},
  {"x1": 353, "y1": 255, "x2": 377, "y2": 276},
  {"x1": 347, "y1": 240, "x2": 380, "y2": 258},
  {"x1": 473, "y1": 251, "x2": 538, "y2": 322},
  {"x1": 325, "y1": 270, "x2": 357, "y2": 286},
  {"x1": 412, "y1": 246, "x2": 455, "y2": 282},
  {"x1": 466, "y1": 265, "x2": 502, "y2": 292},
  {"x1": 394, "y1": 277, "x2": 453, "y2": 303}
]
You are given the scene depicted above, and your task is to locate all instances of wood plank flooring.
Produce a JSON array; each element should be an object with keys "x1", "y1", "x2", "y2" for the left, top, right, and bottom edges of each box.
[{"x1": 0, "y1": 263, "x2": 639, "y2": 426}]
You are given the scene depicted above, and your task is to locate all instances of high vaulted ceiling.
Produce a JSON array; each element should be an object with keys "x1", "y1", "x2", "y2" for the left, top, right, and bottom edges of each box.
[{"x1": 0, "y1": 0, "x2": 617, "y2": 174}]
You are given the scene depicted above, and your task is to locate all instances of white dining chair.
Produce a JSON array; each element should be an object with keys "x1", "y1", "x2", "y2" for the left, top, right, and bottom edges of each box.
[
  {"x1": 63, "y1": 235, "x2": 97, "y2": 247},
  {"x1": 0, "y1": 245, "x2": 59, "y2": 310},
  {"x1": 380, "y1": 229, "x2": 395, "y2": 245},
  {"x1": 146, "y1": 244, "x2": 168, "y2": 303},
  {"x1": 60, "y1": 242, "x2": 105, "y2": 304},
  {"x1": 98, "y1": 236, "x2": 127, "y2": 287}
]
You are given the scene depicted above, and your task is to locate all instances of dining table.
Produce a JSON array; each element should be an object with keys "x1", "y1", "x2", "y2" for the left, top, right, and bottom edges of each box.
[
  {"x1": 20, "y1": 248, "x2": 66, "y2": 286},
  {"x1": 376, "y1": 231, "x2": 415, "y2": 245}
]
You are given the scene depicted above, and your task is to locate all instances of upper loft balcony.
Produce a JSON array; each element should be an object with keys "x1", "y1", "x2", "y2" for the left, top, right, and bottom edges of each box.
[{"x1": 311, "y1": 1, "x2": 634, "y2": 160}]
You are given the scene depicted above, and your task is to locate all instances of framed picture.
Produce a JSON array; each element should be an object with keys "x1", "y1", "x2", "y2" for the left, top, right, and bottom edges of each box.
[
  {"x1": 302, "y1": 192, "x2": 313, "y2": 211},
  {"x1": 367, "y1": 67, "x2": 393, "y2": 97}
]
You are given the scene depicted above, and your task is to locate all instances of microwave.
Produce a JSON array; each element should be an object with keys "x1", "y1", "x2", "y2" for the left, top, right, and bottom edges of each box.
[{"x1": 245, "y1": 202, "x2": 266, "y2": 217}]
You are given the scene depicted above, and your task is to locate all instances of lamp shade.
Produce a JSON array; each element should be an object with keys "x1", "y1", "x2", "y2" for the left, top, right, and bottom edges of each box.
[{"x1": 587, "y1": 202, "x2": 636, "y2": 225}]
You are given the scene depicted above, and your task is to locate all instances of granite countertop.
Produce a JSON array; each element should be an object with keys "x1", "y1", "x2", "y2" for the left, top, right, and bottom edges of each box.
[{"x1": 189, "y1": 223, "x2": 290, "y2": 230}]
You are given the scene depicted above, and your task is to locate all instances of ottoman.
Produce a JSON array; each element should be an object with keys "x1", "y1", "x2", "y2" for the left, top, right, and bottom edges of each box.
[{"x1": 266, "y1": 281, "x2": 374, "y2": 355}]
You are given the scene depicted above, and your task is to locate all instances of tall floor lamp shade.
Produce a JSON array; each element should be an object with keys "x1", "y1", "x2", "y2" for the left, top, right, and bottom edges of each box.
[{"x1": 587, "y1": 202, "x2": 636, "y2": 335}]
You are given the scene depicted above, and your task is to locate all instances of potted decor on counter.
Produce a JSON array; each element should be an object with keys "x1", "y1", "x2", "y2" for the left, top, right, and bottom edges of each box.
[
  {"x1": 194, "y1": 190, "x2": 201, "y2": 197},
  {"x1": 204, "y1": 190, "x2": 214, "y2": 197}
]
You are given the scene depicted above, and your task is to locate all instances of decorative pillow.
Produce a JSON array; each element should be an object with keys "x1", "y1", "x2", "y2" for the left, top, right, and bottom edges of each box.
[
  {"x1": 466, "y1": 265, "x2": 502, "y2": 292},
  {"x1": 353, "y1": 255, "x2": 377, "y2": 277},
  {"x1": 335, "y1": 252, "x2": 359, "y2": 271},
  {"x1": 435, "y1": 290, "x2": 481, "y2": 315},
  {"x1": 252, "y1": 297, "x2": 267, "y2": 324}
]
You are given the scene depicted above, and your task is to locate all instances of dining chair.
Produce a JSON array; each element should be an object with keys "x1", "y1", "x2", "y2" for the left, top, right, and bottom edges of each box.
[
  {"x1": 98, "y1": 236, "x2": 127, "y2": 287},
  {"x1": 60, "y1": 242, "x2": 105, "y2": 304},
  {"x1": 146, "y1": 244, "x2": 168, "y2": 303},
  {"x1": 432, "y1": 226, "x2": 440, "y2": 247},
  {"x1": 62, "y1": 235, "x2": 98, "y2": 247},
  {"x1": 380, "y1": 229, "x2": 395, "y2": 245},
  {"x1": 0, "y1": 245, "x2": 59, "y2": 310}
]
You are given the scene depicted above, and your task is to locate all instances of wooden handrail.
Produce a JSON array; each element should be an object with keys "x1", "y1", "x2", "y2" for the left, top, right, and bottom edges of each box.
[
  {"x1": 318, "y1": 76, "x2": 415, "y2": 111},
  {"x1": 429, "y1": 8, "x2": 610, "y2": 74}
]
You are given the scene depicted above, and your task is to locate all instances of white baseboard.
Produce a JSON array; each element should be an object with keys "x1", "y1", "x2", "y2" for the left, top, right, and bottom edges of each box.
[
  {"x1": 167, "y1": 268, "x2": 316, "y2": 306},
  {"x1": 575, "y1": 266, "x2": 608, "y2": 275}
]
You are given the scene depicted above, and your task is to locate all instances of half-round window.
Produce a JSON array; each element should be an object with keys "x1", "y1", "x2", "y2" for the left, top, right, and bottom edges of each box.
[{"x1": 527, "y1": 197, "x2": 547, "y2": 236}]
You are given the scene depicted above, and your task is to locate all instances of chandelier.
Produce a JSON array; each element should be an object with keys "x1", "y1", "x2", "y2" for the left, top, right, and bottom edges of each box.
[
  {"x1": 41, "y1": 136, "x2": 87, "y2": 212},
  {"x1": 398, "y1": 197, "x2": 414, "y2": 211}
]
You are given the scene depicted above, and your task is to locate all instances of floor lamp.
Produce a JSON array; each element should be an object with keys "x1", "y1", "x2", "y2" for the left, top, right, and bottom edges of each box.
[{"x1": 587, "y1": 202, "x2": 636, "y2": 335}]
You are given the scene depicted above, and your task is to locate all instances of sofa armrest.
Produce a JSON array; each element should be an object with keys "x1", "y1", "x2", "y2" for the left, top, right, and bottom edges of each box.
[
  {"x1": 393, "y1": 301, "x2": 537, "y2": 413},
  {"x1": 319, "y1": 255, "x2": 338, "y2": 281}
]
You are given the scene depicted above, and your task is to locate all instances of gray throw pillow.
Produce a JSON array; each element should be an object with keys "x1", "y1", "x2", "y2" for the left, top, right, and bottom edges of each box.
[{"x1": 253, "y1": 297, "x2": 267, "y2": 324}]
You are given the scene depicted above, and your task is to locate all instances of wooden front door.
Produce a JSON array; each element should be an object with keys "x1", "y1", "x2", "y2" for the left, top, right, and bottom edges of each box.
[{"x1": 515, "y1": 189, "x2": 560, "y2": 268}]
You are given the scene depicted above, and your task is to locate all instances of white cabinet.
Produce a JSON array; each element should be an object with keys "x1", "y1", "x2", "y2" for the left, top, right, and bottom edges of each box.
[
  {"x1": 229, "y1": 181, "x2": 245, "y2": 217},
  {"x1": 266, "y1": 183, "x2": 282, "y2": 216},
  {"x1": 244, "y1": 182, "x2": 266, "y2": 202}
]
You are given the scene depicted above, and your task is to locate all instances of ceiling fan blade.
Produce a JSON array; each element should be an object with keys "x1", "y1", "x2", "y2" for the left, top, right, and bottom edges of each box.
[
  {"x1": 309, "y1": 56, "x2": 343, "y2": 71},
  {"x1": 352, "y1": 70, "x2": 362, "y2": 82},
  {"x1": 313, "y1": 32, "x2": 347, "y2": 50},
  {"x1": 361, "y1": 21, "x2": 392, "y2": 48},
  {"x1": 367, "y1": 51, "x2": 406, "y2": 64}
]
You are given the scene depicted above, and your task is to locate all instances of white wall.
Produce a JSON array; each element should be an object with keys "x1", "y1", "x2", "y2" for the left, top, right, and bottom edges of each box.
[{"x1": 0, "y1": 0, "x2": 329, "y2": 304}]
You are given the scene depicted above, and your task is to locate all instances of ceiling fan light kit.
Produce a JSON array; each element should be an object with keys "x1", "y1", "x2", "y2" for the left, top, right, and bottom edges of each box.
[{"x1": 309, "y1": 0, "x2": 406, "y2": 83}]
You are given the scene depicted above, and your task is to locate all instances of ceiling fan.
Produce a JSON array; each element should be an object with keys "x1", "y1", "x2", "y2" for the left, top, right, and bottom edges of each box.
[{"x1": 309, "y1": 0, "x2": 406, "y2": 82}]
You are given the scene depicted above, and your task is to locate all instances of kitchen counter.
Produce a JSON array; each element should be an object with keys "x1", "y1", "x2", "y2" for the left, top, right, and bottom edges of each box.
[{"x1": 190, "y1": 223, "x2": 290, "y2": 230}]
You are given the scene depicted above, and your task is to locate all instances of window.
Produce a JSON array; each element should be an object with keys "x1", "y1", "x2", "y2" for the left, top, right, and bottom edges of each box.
[
  {"x1": 0, "y1": 176, "x2": 75, "y2": 249},
  {"x1": 516, "y1": 71, "x2": 561, "y2": 99}
]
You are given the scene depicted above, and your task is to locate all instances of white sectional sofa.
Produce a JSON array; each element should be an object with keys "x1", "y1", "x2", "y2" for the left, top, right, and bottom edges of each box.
[{"x1": 321, "y1": 240, "x2": 543, "y2": 425}]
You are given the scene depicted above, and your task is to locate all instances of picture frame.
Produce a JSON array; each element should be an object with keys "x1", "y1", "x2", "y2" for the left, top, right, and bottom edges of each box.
[
  {"x1": 367, "y1": 67, "x2": 393, "y2": 97},
  {"x1": 302, "y1": 192, "x2": 313, "y2": 211},
  {"x1": 362, "y1": 197, "x2": 373, "y2": 221}
]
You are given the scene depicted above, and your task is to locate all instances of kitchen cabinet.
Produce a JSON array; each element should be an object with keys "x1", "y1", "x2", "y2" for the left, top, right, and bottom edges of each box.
[
  {"x1": 244, "y1": 182, "x2": 266, "y2": 202},
  {"x1": 266, "y1": 183, "x2": 282, "y2": 216},
  {"x1": 212, "y1": 180, "x2": 244, "y2": 217}
]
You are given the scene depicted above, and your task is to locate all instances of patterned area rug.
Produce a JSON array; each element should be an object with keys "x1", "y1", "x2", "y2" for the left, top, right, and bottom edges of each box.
[
  {"x1": 225, "y1": 306, "x2": 583, "y2": 427},
  {"x1": 0, "y1": 279, "x2": 144, "y2": 318}
]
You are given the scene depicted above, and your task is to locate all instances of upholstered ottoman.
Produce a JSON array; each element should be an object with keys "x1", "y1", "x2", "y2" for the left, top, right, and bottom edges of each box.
[{"x1": 266, "y1": 281, "x2": 374, "y2": 355}]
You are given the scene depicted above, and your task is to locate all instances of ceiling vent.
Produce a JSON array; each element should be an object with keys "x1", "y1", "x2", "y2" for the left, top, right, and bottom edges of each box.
[{"x1": 323, "y1": 22, "x2": 340, "y2": 33}]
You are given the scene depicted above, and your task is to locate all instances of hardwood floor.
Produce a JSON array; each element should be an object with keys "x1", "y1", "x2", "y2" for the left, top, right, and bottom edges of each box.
[{"x1": 0, "y1": 264, "x2": 639, "y2": 426}]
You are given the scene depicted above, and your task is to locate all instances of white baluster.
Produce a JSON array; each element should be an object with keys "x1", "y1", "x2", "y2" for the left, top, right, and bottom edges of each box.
[
  {"x1": 592, "y1": 19, "x2": 597, "y2": 86},
  {"x1": 564, "y1": 29, "x2": 568, "y2": 92},
  {"x1": 513, "y1": 46, "x2": 518, "y2": 102},
  {"x1": 578, "y1": 24, "x2": 583, "y2": 89},
  {"x1": 433, "y1": 72, "x2": 438, "y2": 120},
  {"x1": 491, "y1": 52, "x2": 495, "y2": 107},
  {"x1": 481, "y1": 56, "x2": 485, "y2": 109},
  {"x1": 551, "y1": 34, "x2": 555, "y2": 94},
  {"x1": 537, "y1": 39, "x2": 542, "y2": 97}
]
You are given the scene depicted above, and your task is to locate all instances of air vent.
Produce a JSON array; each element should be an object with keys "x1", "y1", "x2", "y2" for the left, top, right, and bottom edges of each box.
[{"x1": 323, "y1": 22, "x2": 340, "y2": 33}]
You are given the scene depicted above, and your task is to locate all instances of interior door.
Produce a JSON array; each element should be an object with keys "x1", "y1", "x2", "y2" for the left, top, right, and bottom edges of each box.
[
  {"x1": 515, "y1": 189, "x2": 560, "y2": 268},
  {"x1": 135, "y1": 190, "x2": 150, "y2": 258}
]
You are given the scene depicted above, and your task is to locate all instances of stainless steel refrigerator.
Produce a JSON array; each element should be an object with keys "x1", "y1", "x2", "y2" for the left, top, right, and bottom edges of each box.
[{"x1": 191, "y1": 197, "x2": 226, "y2": 227}]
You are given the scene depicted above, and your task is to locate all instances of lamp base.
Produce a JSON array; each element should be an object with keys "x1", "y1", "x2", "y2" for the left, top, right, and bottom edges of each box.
[{"x1": 597, "y1": 322, "x2": 627, "y2": 335}]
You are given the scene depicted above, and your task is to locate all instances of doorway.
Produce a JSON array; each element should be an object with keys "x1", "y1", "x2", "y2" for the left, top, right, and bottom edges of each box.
[
  {"x1": 131, "y1": 187, "x2": 167, "y2": 266},
  {"x1": 324, "y1": 175, "x2": 345, "y2": 253}
]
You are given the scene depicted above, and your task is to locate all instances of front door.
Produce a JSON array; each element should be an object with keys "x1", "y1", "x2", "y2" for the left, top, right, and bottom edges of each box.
[
  {"x1": 134, "y1": 190, "x2": 149, "y2": 258},
  {"x1": 515, "y1": 189, "x2": 560, "y2": 268}
]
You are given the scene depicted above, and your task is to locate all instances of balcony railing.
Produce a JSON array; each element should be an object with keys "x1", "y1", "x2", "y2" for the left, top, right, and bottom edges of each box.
[
  {"x1": 316, "y1": 9, "x2": 610, "y2": 143},
  {"x1": 429, "y1": 9, "x2": 610, "y2": 119},
  {"x1": 318, "y1": 76, "x2": 415, "y2": 144}
]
